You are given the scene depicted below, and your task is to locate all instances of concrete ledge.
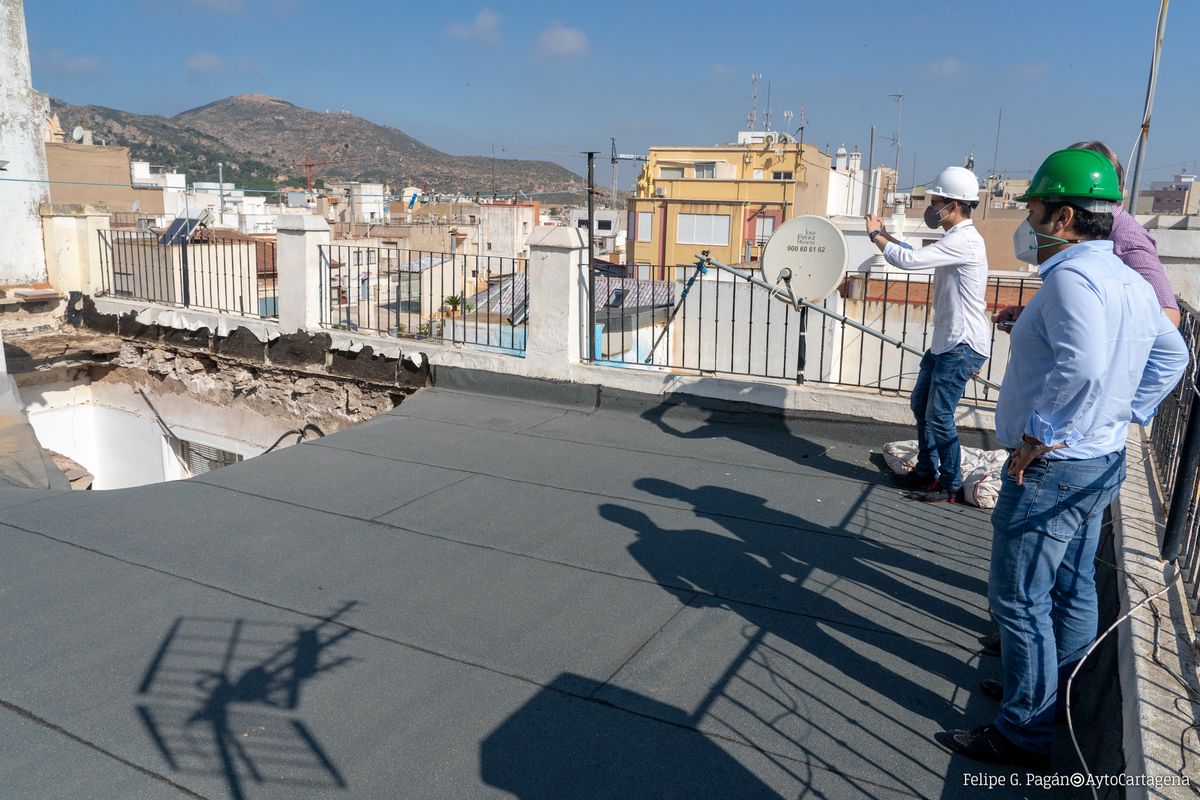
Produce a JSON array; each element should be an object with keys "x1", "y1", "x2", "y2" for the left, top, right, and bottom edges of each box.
[
  {"x1": 432, "y1": 366, "x2": 599, "y2": 410},
  {"x1": 407, "y1": 334, "x2": 996, "y2": 431},
  {"x1": 92, "y1": 297, "x2": 282, "y2": 342},
  {"x1": 1113, "y1": 429, "x2": 1200, "y2": 799}
]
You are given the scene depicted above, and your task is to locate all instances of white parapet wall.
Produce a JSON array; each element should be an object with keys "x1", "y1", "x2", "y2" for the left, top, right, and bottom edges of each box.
[{"x1": 0, "y1": 0, "x2": 50, "y2": 285}]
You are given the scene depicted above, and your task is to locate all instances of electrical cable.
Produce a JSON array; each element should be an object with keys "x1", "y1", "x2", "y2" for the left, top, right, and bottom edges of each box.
[{"x1": 261, "y1": 422, "x2": 326, "y2": 454}]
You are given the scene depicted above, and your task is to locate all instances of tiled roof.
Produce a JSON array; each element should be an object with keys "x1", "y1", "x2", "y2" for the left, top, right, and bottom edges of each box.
[{"x1": 465, "y1": 275, "x2": 675, "y2": 315}]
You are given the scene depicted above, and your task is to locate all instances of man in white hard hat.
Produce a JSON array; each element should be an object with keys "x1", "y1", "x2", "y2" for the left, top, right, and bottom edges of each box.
[{"x1": 865, "y1": 166, "x2": 991, "y2": 502}]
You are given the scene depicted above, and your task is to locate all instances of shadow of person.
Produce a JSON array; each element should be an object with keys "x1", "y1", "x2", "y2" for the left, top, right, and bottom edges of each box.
[
  {"x1": 597, "y1": 479, "x2": 993, "y2": 796},
  {"x1": 638, "y1": 387, "x2": 906, "y2": 484},
  {"x1": 480, "y1": 675, "x2": 786, "y2": 800},
  {"x1": 639, "y1": 382, "x2": 999, "y2": 484}
]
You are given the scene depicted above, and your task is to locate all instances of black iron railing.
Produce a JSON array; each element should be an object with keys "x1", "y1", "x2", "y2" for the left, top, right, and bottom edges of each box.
[
  {"x1": 98, "y1": 229, "x2": 278, "y2": 318},
  {"x1": 318, "y1": 244, "x2": 527, "y2": 354},
  {"x1": 589, "y1": 265, "x2": 1041, "y2": 402},
  {"x1": 1148, "y1": 301, "x2": 1200, "y2": 582}
]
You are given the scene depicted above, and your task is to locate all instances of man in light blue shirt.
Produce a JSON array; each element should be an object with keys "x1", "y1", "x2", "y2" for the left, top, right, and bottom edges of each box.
[{"x1": 938, "y1": 149, "x2": 1188, "y2": 768}]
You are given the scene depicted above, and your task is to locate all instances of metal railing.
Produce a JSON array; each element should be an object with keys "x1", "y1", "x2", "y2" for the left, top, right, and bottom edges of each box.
[
  {"x1": 589, "y1": 265, "x2": 1041, "y2": 402},
  {"x1": 1148, "y1": 301, "x2": 1200, "y2": 588},
  {"x1": 318, "y1": 244, "x2": 527, "y2": 354},
  {"x1": 98, "y1": 229, "x2": 278, "y2": 318}
]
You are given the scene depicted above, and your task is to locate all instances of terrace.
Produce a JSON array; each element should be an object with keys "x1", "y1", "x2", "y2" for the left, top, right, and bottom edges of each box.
[{"x1": 2, "y1": 212, "x2": 1198, "y2": 799}]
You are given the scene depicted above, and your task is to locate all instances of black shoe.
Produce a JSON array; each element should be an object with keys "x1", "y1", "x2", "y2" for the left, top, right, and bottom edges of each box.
[
  {"x1": 935, "y1": 724, "x2": 1050, "y2": 769},
  {"x1": 979, "y1": 631, "x2": 1001, "y2": 656},
  {"x1": 980, "y1": 679, "x2": 1003, "y2": 702},
  {"x1": 906, "y1": 485, "x2": 963, "y2": 503},
  {"x1": 892, "y1": 471, "x2": 939, "y2": 490}
]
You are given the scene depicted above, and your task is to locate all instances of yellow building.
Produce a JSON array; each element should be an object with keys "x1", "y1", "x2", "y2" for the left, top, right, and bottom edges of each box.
[{"x1": 628, "y1": 133, "x2": 831, "y2": 273}]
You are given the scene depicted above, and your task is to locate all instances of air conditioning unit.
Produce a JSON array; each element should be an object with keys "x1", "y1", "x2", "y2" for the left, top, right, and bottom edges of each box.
[{"x1": 654, "y1": 187, "x2": 668, "y2": 198}]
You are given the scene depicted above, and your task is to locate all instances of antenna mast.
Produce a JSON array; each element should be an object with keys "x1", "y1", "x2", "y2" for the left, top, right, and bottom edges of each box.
[
  {"x1": 747, "y1": 74, "x2": 762, "y2": 130},
  {"x1": 889, "y1": 91, "x2": 904, "y2": 196},
  {"x1": 763, "y1": 80, "x2": 772, "y2": 132}
]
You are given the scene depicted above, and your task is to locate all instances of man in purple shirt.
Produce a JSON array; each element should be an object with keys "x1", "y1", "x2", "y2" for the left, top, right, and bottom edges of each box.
[
  {"x1": 996, "y1": 140, "x2": 1180, "y2": 329},
  {"x1": 1079, "y1": 140, "x2": 1181, "y2": 326}
]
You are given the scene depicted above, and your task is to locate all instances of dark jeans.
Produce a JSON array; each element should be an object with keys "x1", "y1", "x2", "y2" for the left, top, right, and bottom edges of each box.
[
  {"x1": 987, "y1": 450, "x2": 1126, "y2": 753},
  {"x1": 909, "y1": 343, "x2": 987, "y2": 491}
]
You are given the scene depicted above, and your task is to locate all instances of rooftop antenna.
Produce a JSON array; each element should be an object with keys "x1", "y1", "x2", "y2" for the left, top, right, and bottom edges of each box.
[
  {"x1": 782, "y1": 110, "x2": 793, "y2": 142},
  {"x1": 984, "y1": 109, "x2": 1002, "y2": 220},
  {"x1": 763, "y1": 80, "x2": 772, "y2": 132},
  {"x1": 964, "y1": 151, "x2": 975, "y2": 171},
  {"x1": 889, "y1": 91, "x2": 903, "y2": 192},
  {"x1": 746, "y1": 74, "x2": 762, "y2": 130}
]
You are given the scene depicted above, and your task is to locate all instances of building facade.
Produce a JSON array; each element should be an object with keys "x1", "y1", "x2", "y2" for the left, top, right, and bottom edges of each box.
[{"x1": 627, "y1": 132, "x2": 832, "y2": 272}]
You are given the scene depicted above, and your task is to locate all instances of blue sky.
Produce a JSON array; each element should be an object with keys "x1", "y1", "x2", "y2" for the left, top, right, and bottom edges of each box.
[{"x1": 23, "y1": 1, "x2": 1200, "y2": 193}]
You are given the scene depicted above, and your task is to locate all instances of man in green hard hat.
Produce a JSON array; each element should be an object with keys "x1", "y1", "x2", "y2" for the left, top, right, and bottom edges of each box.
[{"x1": 937, "y1": 148, "x2": 1187, "y2": 768}]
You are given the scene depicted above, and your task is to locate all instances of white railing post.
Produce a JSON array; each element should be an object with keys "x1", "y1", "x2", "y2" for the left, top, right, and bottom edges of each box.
[
  {"x1": 525, "y1": 226, "x2": 588, "y2": 375},
  {"x1": 275, "y1": 214, "x2": 329, "y2": 332}
]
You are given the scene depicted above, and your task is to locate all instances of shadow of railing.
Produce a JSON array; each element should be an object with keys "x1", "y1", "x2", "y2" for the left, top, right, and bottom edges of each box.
[{"x1": 135, "y1": 601, "x2": 359, "y2": 800}]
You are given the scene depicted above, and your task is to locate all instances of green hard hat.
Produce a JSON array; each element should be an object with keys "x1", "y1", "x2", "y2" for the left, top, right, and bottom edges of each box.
[{"x1": 1016, "y1": 148, "x2": 1123, "y2": 206}]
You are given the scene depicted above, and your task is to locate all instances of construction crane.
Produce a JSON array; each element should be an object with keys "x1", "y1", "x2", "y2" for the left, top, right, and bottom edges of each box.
[
  {"x1": 292, "y1": 152, "x2": 367, "y2": 191},
  {"x1": 610, "y1": 138, "x2": 647, "y2": 207}
]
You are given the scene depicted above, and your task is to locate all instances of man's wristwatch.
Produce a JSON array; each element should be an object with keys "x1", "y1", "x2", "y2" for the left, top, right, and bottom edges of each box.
[
  {"x1": 1020, "y1": 435, "x2": 1045, "y2": 451},
  {"x1": 868, "y1": 229, "x2": 884, "y2": 242}
]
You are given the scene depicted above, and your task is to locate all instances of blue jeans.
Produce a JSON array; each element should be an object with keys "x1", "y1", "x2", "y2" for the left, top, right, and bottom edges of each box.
[
  {"x1": 987, "y1": 450, "x2": 1126, "y2": 753},
  {"x1": 909, "y1": 344, "x2": 987, "y2": 491}
]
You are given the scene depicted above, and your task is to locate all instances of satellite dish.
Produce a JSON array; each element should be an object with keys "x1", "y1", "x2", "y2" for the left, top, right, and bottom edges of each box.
[
  {"x1": 760, "y1": 215, "x2": 848, "y2": 302},
  {"x1": 71, "y1": 126, "x2": 84, "y2": 142}
]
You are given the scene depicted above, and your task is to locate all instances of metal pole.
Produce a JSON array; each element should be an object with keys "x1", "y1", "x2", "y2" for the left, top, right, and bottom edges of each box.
[
  {"x1": 866, "y1": 126, "x2": 875, "y2": 216},
  {"x1": 984, "y1": 109, "x2": 1001, "y2": 221},
  {"x1": 586, "y1": 151, "x2": 597, "y2": 361},
  {"x1": 218, "y1": 162, "x2": 225, "y2": 216},
  {"x1": 643, "y1": 257, "x2": 707, "y2": 364},
  {"x1": 1162, "y1": 380, "x2": 1200, "y2": 561},
  {"x1": 1127, "y1": 0, "x2": 1170, "y2": 213},
  {"x1": 697, "y1": 254, "x2": 1001, "y2": 391}
]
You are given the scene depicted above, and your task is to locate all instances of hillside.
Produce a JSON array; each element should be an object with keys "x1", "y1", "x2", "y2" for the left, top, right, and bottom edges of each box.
[{"x1": 49, "y1": 94, "x2": 584, "y2": 198}]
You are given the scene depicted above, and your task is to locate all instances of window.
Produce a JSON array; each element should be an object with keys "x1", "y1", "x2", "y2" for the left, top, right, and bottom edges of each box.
[
  {"x1": 771, "y1": 171, "x2": 793, "y2": 181},
  {"x1": 659, "y1": 166, "x2": 684, "y2": 179},
  {"x1": 636, "y1": 262, "x2": 651, "y2": 280},
  {"x1": 396, "y1": 272, "x2": 420, "y2": 313},
  {"x1": 577, "y1": 219, "x2": 589, "y2": 228},
  {"x1": 180, "y1": 440, "x2": 242, "y2": 476},
  {"x1": 598, "y1": 219, "x2": 613, "y2": 232},
  {"x1": 755, "y1": 216, "x2": 775, "y2": 246},
  {"x1": 606, "y1": 288, "x2": 628, "y2": 307},
  {"x1": 637, "y1": 211, "x2": 653, "y2": 242},
  {"x1": 694, "y1": 162, "x2": 716, "y2": 179},
  {"x1": 677, "y1": 213, "x2": 730, "y2": 246}
]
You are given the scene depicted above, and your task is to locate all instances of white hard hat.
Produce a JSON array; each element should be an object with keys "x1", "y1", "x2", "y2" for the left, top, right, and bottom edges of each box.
[{"x1": 926, "y1": 166, "x2": 980, "y2": 202}]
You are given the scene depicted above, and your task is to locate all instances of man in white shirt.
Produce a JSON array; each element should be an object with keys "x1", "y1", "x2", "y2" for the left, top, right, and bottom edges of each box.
[{"x1": 864, "y1": 166, "x2": 992, "y2": 502}]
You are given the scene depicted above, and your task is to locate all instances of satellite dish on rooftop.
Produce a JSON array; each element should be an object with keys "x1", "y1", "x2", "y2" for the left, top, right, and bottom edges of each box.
[
  {"x1": 71, "y1": 126, "x2": 84, "y2": 142},
  {"x1": 760, "y1": 215, "x2": 848, "y2": 302}
]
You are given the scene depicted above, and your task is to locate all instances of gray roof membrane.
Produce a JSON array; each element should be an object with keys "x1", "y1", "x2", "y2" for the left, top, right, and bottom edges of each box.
[{"x1": 0, "y1": 378, "x2": 1119, "y2": 799}]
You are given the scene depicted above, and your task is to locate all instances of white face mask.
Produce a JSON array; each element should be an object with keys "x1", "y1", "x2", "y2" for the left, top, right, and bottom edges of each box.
[
  {"x1": 1012, "y1": 219, "x2": 1072, "y2": 264},
  {"x1": 1013, "y1": 220, "x2": 1041, "y2": 264}
]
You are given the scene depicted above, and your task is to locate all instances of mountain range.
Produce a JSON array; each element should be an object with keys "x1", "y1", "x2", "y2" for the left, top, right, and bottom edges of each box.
[{"x1": 49, "y1": 94, "x2": 586, "y2": 201}]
